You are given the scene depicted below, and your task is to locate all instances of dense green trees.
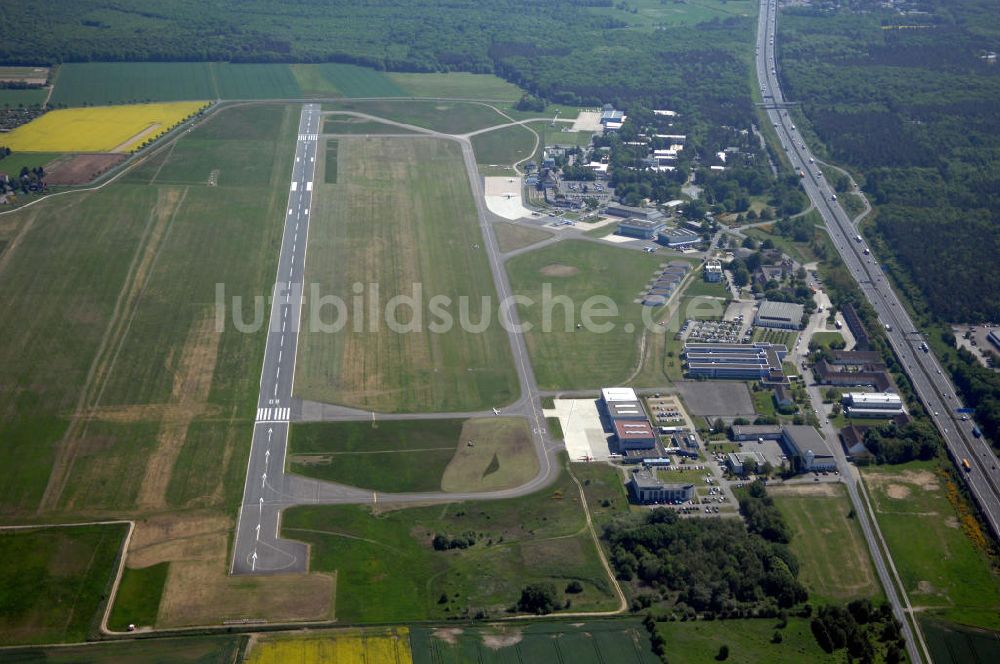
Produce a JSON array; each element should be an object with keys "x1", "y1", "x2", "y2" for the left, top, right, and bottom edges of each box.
[{"x1": 810, "y1": 600, "x2": 904, "y2": 661}]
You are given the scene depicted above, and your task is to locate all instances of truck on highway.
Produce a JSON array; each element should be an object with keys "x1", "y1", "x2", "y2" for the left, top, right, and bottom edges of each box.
[
  {"x1": 962, "y1": 458, "x2": 972, "y2": 472},
  {"x1": 973, "y1": 426, "x2": 983, "y2": 438},
  {"x1": 885, "y1": 323, "x2": 893, "y2": 332},
  {"x1": 920, "y1": 341, "x2": 929, "y2": 352},
  {"x1": 855, "y1": 234, "x2": 863, "y2": 242}
]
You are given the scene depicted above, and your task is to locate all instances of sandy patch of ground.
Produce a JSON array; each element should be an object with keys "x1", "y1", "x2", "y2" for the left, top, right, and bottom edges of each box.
[
  {"x1": 482, "y1": 629, "x2": 523, "y2": 649},
  {"x1": 45, "y1": 153, "x2": 127, "y2": 185},
  {"x1": 886, "y1": 484, "x2": 911, "y2": 500},
  {"x1": 129, "y1": 514, "x2": 334, "y2": 627},
  {"x1": 135, "y1": 313, "x2": 221, "y2": 510},
  {"x1": 432, "y1": 628, "x2": 464, "y2": 645},
  {"x1": 539, "y1": 263, "x2": 580, "y2": 277},
  {"x1": 767, "y1": 482, "x2": 841, "y2": 498},
  {"x1": 945, "y1": 515, "x2": 960, "y2": 529},
  {"x1": 571, "y1": 111, "x2": 602, "y2": 133},
  {"x1": 600, "y1": 232, "x2": 639, "y2": 244},
  {"x1": 110, "y1": 122, "x2": 162, "y2": 153},
  {"x1": 485, "y1": 176, "x2": 531, "y2": 220}
]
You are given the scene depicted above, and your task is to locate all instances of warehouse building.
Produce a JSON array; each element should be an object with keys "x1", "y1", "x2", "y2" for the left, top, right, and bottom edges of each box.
[
  {"x1": 684, "y1": 342, "x2": 787, "y2": 381},
  {"x1": 602, "y1": 386, "x2": 638, "y2": 403},
  {"x1": 617, "y1": 217, "x2": 667, "y2": 240},
  {"x1": 726, "y1": 450, "x2": 767, "y2": 476},
  {"x1": 614, "y1": 420, "x2": 657, "y2": 450},
  {"x1": 627, "y1": 469, "x2": 695, "y2": 504},
  {"x1": 657, "y1": 227, "x2": 701, "y2": 248},
  {"x1": 606, "y1": 400, "x2": 647, "y2": 421},
  {"x1": 755, "y1": 300, "x2": 805, "y2": 330},
  {"x1": 842, "y1": 392, "x2": 905, "y2": 418},
  {"x1": 781, "y1": 425, "x2": 837, "y2": 472},
  {"x1": 730, "y1": 424, "x2": 783, "y2": 441}
]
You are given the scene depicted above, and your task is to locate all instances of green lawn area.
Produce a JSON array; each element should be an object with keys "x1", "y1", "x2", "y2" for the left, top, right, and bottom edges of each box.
[
  {"x1": 0, "y1": 152, "x2": 64, "y2": 178},
  {"x1": 681, "y1": 268, "x2": 731, "y2": 299},
  {"x1": 322, "y1": 99, "x2": 510, "y2": 134},
  {"x1": 0, "y1": 524, "x2": 126, "y2": 645},
  {"x1": 471, "y1": 123, "x2": 536, "y2": 166},
  {"x1": 770, "y1": 484, "x2": 882, "y2": 603},
  {"x1": 573, "y1": 462, "x2": 631, "y2": 531},
  {"x1": 410, "y1": 620, "x2": 660, "y2": 664},
  {"x1": 922, "y1": 618, "x2": 1000, "y2": 664},
  {"x1": 387, "y1": 72, "x2": 525, "y2": 101},
  {"x1": 506, "y1": 239, "x2": 664, "y2": 389},
  {"x1": 862, "y1": 460, "x2": 1000, "y2": 630},
  {"x1": 322, "y1": 116, "x2": 416, "y2": 134},
  {"x1": 752, "y1": 388, "x2": 778, "y2": 419},
  {"x1": 108, "y1": 562, "x2": 168, "y2": 630},
  {"x1": 745, "y1": 225, "x2": 823, "y2": 266},
  {"x1": 287, "y1": 418, "x2": 538, "y2": 493},
  {"x1": 0, "y1": 635, "x2": 245, "y2": 663},
  {"x1": 810, "y1": 331, "x2": 845, "y2": 349},
  {"x1": 655, "y1": 618, "x2": 839, "y2": 664},
  {"x1": 492, "y1": 222, "x2": 552, "y2": 254},
  {"x1": 282, "y1": 464, "x2": 618, "y2": 622},
  {"x1": 294, "y1": 136, "x2": 519, "y2": 413}
]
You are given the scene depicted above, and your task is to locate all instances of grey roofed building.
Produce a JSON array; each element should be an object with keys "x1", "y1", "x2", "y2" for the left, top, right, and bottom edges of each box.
[
  {"x1": 617, "y1": 217, "x2": 667, "y2": 239},
  {"x1": 730, "y1": 424, "x2": 783, "y2": 441},
  {"x1": 842, "y1": 303, "x2": 870, "y2": 350},
  {"x1": 830, "y1": 350, "x2": 883, "y2": 365},
  {"x1": 658, "y1": 227, "x2": 701, "y2": 247},
  {"x1": 605, "y1": 203, "x2": 664, "y2": 221},
  {"x1": 755, "y1": 300, "x2": 805, "y2": 330},
  {"x1": 684, "y1": 342, "x2": 787, "y2": 381},
  {"x1": 606, "y1": 400, "x2": 647, "y2": 420},
  {"x1": 627, "y1": 469, "x2": 695, "y2": 504},
  {"x1": 781, "y1": 425, "x2": 837, "y2": 472}
]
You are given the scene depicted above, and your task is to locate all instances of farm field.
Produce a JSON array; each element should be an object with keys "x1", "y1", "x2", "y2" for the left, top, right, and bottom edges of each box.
[
  {"x1": 505, "y1": 240, "x2": 664, "y2": 389},
  {"x1": 440, "y1": 417, "x2": 538, "y2": 492},
  {"x1": 322, "y1": 99, "x2": 510, "y2": 134},
  {"x1": 294, "y1": 136, "x2": 519, "y2": 413},
  {"x1": 246, "y1": 628, "x2": 413, "y2": 664},
  {"x1": 49, "y1": 62, "x2": 307, "y2": 106},
  {"x1": 862, "y1": 460, "x2": 1000, "y2": 630},
  {"x1": 655, "y1": 617, "x2": 838, "y2": 664},
  {"x1": 471, "y1": 123, "x2": 536, "y2": 167},
  {"x1": 409, "y1": 620, "x2": 660, "y2": 664},
  {"x1": 0, "y1": 65, "x2": 49, "y2": 83},
  {"x1": 0, "y1": 635, "x2": 244, "y2": 664},
  {"x1": 769, "y1": 483, "x2": 882, "y2": 603},
  {"x1": 282, "y1": 465, "x2": 617, "y2": 622},
  {"x1": 0, "y1": 87, "x2": 47, "y2": 107},
  {"x1": 0, "y1": 152, "x2": 64, "y2": 176},
  {"x1": 388, "y1": 72, "x2": 524, "y2": 101},
  {"x1": 492, "y1": 222, "x2": 553, "y2": 254},
  {"x1": 922, "y1": 619, "x2": 1000, "y2": 664},
  {"x1": 0, "y1": 524, "x2": 126, "y2": 645},
  {"x1": 293, "y1": 63, "x2": 405, "y2": 98},
  {"x1": 2, "y1": 102, "x2": 206, "y2": 153}
]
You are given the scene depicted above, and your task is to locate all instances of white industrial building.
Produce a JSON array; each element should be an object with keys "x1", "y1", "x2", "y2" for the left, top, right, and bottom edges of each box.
[
  {"x1": 602, "y1": 387, "x2": 638, "y2": 403},
  {"x1": 704, "y1": 259, "x2": 723, "y2": 282},
  {"x1": 842, "y1": 392, "x2": 905, "y2": 418}
]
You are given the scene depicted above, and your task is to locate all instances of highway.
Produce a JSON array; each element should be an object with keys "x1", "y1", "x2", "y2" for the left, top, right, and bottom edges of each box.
[{"x1": 757, "y1": 0, "x2": 1000, "y2": 532}]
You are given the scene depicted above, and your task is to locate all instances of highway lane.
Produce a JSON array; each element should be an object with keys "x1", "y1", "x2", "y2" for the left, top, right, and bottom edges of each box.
[
  {"x1": 231, "y1": 104, "x2": 322, "y2": 575},
  {"x1": 757, "y1": 1, "x2": 1000, "y2": 532}
]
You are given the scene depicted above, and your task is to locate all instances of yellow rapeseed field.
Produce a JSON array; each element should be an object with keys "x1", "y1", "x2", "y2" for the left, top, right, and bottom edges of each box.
[
  {"x1": 246, "y1": 628, "x2": 414, "y2": 664},
  {"x1": 1, "y1": 101, "x2": 207, "y2": 153}
]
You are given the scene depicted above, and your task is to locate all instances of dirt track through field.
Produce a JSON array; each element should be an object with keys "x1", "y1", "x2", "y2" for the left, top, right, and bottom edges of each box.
[{"x1": 38, "y1": 187, "x2": 187, "y2": 513}]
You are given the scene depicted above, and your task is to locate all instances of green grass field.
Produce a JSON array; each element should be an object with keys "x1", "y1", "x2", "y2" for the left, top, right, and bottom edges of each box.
[
  {"x1": 322, "y1": 99, "x2": 510, "y2": 134},
  {"x1": 323, "y1": 116, "x2": 416, "y2": 134},
  {"x1": 294, "y1": 136, "x2": 519, "y2": 412},
  {"x1": 492, "y1": 222, "x2": 552, "y2": 254},
  {"x1": 410, "y1": 620, "x2": 660, "y2": 664},
  {"x1": 388, "y1": 72, "x2": 525, "y2": 101},
  {"x1": 108, "y1": 562, "x2": 169, "y2": 630},
  {"x1": 506, "y1": 240, "x2": 664, "y2": 389},
  {"x1": 655, "y1": 617, "x2": 838, "y2": 664},
  {"x1": 282, "y1": 465, "x2": 617, "y2": 622},
  {"x1": 862, "y1": 460, "x2": 1000, "y2": 630},
  {"x1": 0, "y1": 152, "x2": 64, "y2": 178},
  {"x1": 471, "y1": 123, "x2": 536, "y2": 166},
  {"x1": 0, "y1": 524, "x2": 126, "y2": 645},
  {"x1": 525, "y1": 121, "x2": 595, "y2": 154},
  {"x1": 770, "y1": 484, "x2": 882, "y2": 603},
  {"x1": 681, "y1": 269, "x2": 730, "y2": 299},
  {"x1": 573, "y1": 462, "x2": 631, "y2": 531},
  {"x1": 288, "y1": 418, "x2": 537, "y2": 493},
  {"x1": 0, "y1": 103, "x2": 294, "y2": 516},
  {"x1": 810, "y1": 331, "x2": 845, "y2": 349},
  {"x1": 0, "y1": 635, "x2": 244, "y2": 663},
  {"x1": 0, "y1": 87, "x2": 47, "y2": 107},
  {"x1": 292, "y1": 63, "x2": 405, "y2": 98}
]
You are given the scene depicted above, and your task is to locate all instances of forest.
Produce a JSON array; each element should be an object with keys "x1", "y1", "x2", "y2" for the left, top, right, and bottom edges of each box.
[
  {"x1": 0, "y1": 0, "x2": 755, "y2": 125},
  {"x1": 778, "y1": 0, "x2": 1000, "y2": 322}
]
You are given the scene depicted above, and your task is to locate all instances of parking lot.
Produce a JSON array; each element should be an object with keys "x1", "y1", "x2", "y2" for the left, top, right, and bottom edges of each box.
[{"x1": 682, "y1": 317, "x2": 748, "y2": 343}]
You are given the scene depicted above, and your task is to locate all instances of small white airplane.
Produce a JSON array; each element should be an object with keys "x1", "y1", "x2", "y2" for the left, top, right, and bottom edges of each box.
[
  {"x1": 492, "y1": 407, "x2": 501, "y2": 415},
  {"x1": 579, "y1": 455, "x2": 594, "y2": 462}
]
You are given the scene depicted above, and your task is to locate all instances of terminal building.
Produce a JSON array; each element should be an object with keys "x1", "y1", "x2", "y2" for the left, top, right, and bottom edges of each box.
[
  {"x1": 842, "y1": 392, "x2": 905, "y2": 418},
  {"x1": 627, "y1": 469, "x2": 695, "y2": 504},
  {"x1": 684, "y1": 342, "x2": 787, "y2": 381},
  {"x1": 754, "y1": 300, "x2": 805, "y2": 330}
]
